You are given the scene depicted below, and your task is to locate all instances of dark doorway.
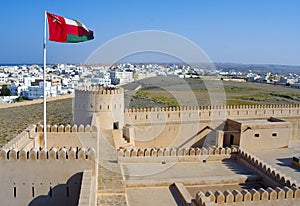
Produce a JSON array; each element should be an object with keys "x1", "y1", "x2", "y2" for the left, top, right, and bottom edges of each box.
[
  {"x1": 113, "y1": 122, "x2": 119, "y2": 129},
  {"x1": 230, "y1": 134, "x2": 234, "y2": 145}
]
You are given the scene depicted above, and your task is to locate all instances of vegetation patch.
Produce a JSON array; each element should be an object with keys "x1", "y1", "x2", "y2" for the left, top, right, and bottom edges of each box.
[{"x1": 0, "y1": 98, "x2": 73, "y2": 147}]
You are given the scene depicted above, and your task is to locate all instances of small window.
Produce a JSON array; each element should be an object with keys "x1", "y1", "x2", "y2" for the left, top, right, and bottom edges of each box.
[
  {"x1": 254, "y1": 133, "x2": 260, "y2": 138},
  {"x1": 13, "y1": 187, "x2": 16, "y2": 198},
  {"x1": 272, "y1": 133, "x2": 278, "y2": 137}
]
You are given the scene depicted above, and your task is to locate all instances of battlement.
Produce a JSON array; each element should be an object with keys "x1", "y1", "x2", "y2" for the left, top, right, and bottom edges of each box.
[
  {"x1": 196, "y1": 186, "x2": 300, "y2": 205},
  {"x1": 117, "y1": 146, "x2": 237, "y2": 158},
  {"x1": 2, "y1": 125, "x2": 37, "y2": 150},
  {"x1": 0, "y1": 147, "x2": 96, "y2": 161},
  {"x1": 124, "y1": 104, "x2": 300, "y2": 113},
  {"x1": 237, "y1": 148, "x2": 298, "y2": 188},
  {"x1": 36, "y1": 124, "x2": 97, "y2": 133},
  {"x1": 75, "y1": 85, "x2": 123, "y2": 95}
]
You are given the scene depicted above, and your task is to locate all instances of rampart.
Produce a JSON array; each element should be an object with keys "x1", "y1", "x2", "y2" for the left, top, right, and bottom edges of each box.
[
  {"x1": 36, "y1": 124, "x2": 97, "y2": 133},
  {"x1": 1, "y1": 124, "x2": 98, "y2": 151},
  {"x1": 196, "y1": 185, "x2": 300, "y2": 206},
  {"x1": 124, "y1": 104, "x2": 300, "y2": 124},
  {"x1": 237, "y1": 148, "x2": 298, "y2": 188},
  {"x1": 2, "y1": 125, "x2": 38, "y2": 150},
  {"x1": 117, "y1": 146, "x2": 237, "y2": 163},
  {"x1": 0, "y1": 147, "x2": 96, "y2": 206},
  {"x1": 123, "y1": 104, "x2": 300, "y2": 148}
]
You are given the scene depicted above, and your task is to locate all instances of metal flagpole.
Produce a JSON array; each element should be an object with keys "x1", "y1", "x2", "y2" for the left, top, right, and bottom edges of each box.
[{"x1": 43, "y1": 11, "x2": 47, "y2": 149}]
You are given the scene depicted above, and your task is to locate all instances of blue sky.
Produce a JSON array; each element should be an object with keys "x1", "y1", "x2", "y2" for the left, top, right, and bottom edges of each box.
[{"x1": 0, "y1": 0, "x2": 299, "y2": 65}]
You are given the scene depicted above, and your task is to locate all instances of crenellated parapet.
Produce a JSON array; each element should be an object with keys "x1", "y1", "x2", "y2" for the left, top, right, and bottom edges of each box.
[
  {"x1": 196, "y1": 186, "x2": 300, "y2": 205},
  {"x1": 117, "y1": 146, "x2": 238, "y2": 158},
  {"x1": 237, "y1": 148, "x2": 298, "y2": 188},
  {"x1": 125, "y1": 104, "x2": 300, "y2": 113},
  {"x1": 35, "y1": 124, "x2": 97, "y2": 133},
  {"x1": 0, "y1": 147, "x2": 96, "y2": 161},
  {"x1": 75, "y1": 85, "x2": 123, "y2": 95},
  {"x1": 124, "y1": 104, "x2": 300, "y2": 126},
  {"x1": 2, "y1": 125, "x2": 37, "y2": 150}
]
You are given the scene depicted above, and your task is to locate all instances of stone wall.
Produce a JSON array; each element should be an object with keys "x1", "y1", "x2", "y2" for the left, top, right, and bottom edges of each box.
[
  {"x1": 117, "y1": 146, "x2": 237, "y2": 163},
  {"x1": 124, "y1": 104, "x2": 300, "y2": 148},
  {"x1": 2, "y1": 125, "x2": 38, "y2": 150},
  {"x1": 125, "y1": 104, "x2": 300, "y2": 124},
  {"x1": 196, "y1": 186, "x2": 300, "y2": 205},
  {"x1": 0, "y1": 147, "x2": 96, "y2": 206},
  {"x1": 35, "y1": 124, "x2": 98, "y2": 150}
]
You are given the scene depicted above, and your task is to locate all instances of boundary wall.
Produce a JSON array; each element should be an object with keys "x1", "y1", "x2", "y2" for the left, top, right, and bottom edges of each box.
[
  {"x1": 117, "y1": 146, "x2": 237, "y2": 163},
  {"x1": 237, "y1": 149, "x2": 298, "y2": 188},
  {"x1": 0, "y1": 147, "x2": 96, "y2": 206},
  {"x1": 196, "y1": 186, "x2": 300, "y2": 206},
  {"x1": 2, "y1": 125, "x2": 37, "y2": 150},
  {"x1": 125, "y1": 104, "x2": 300, "y2": 124}
]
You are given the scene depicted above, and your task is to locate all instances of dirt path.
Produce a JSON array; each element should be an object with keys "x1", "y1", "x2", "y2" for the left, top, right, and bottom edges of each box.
[{"x1": 0, "y1": 94, "x2": 74, "y2": 109}]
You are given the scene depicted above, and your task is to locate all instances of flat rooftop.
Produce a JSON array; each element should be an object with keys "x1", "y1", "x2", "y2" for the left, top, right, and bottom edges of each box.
[
  {"x1": 252, "y1": 140, "x2": 300, "y2": 184},
  {"x1": 121, "y1": 159, "x2": 264, "y2": 206}
]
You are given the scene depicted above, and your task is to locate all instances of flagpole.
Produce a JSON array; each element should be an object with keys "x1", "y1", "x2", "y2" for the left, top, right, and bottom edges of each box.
[{"x1": 43, "y1": 11, "x2": 47, "y2": 149}]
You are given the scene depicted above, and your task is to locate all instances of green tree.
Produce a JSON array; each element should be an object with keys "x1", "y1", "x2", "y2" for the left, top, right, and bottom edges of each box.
[{"x1": 0, "y1": 85, "x2": 11, "y2": 96}]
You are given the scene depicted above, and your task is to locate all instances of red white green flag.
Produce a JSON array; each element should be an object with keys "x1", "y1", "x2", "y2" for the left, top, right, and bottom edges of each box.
[{"x1": 46, "y1": 12, "x2": 94, "y2": 43}]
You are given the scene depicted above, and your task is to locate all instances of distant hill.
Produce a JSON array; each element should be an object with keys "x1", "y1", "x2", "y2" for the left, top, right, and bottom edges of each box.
[{"x1": 213, "y1": 63, "x2": 300, "y2": 75}]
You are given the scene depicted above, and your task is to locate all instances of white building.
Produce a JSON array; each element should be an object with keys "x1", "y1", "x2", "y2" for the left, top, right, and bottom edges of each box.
[
  {"x1": 0, "y1": 73, "x2": 8, "y2": 83},
  {"x1": 27, "y1": 81, "x2": 57, "y2": 100},
  {"x1": 110, "y1": 71, "x2": 133, "y2": 85},
  {"x1": 8, "y1": 83, "x2": 28, "y2": 96},
  {"x1": 91, "y1": 78, "x2": 111, "y2": 86}
]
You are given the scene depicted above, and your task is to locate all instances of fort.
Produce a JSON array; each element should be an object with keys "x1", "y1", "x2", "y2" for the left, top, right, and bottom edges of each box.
[{"x1": 1, "y1": 85, "x2": 300, "y2": 205}]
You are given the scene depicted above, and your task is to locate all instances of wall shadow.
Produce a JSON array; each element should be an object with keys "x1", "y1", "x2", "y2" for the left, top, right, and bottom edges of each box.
[
  {"x1": 28, "y1": 172, "x2": 83, "y2": 206},
  {"x1": 169, "y1": 184, "x2": 185, "y2": 206},
  {"x1": 277, "y1": 157, "x2": 300, "y2": 173}
]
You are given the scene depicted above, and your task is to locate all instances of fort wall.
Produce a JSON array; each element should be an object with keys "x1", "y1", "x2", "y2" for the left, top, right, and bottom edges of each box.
[
  {"x1": 124, "y1": 104, "x2": 300, "y2": 126},
  {"x1": 196, "y1": 186, "x2": 300, "y2": 206},
  {"x1": 117, "y1": 146, "x2": 236, "y2": 163},
  {"x1": 74, "y1": 86, "x2": 124, "y2": 130},
  {"x1": 2, "y1": 125, "x2": 38, "y2": 151},
  {"x1": 124, "y1": 104, "x2": 300, "y2": 148},
  {"x1": 236, "y1": 149, "x2": 298, "y2": 188},
  {"x1": 35, "y1": 124, "x2": 98, "y2": 150},
  {"x1": 0, "y1": 147, "x2": 96, "y2": 206}
]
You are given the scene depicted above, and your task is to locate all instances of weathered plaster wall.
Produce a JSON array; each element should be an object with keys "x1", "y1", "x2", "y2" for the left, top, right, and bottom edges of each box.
[{"x1": 0, "y1": 147, "x2": 96, "y2": 206}]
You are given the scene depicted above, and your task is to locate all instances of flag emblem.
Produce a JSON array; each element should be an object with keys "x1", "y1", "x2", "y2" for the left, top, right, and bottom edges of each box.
[{"x1": 46, "y1": 12, "x2": 94, "y2": 43}]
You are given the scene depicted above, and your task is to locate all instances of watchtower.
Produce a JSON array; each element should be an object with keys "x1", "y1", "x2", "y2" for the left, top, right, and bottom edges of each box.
[{"x1": 74, "y1": 86, "x2": 124, "y2": 130}]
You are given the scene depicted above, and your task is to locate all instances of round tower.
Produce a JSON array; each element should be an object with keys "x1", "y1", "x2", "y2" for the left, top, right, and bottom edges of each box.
[{"x1": 74, "y1": 86, "x2": 124, "y2": 130}]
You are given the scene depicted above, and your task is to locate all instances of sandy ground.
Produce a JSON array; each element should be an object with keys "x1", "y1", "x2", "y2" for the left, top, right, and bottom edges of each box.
[{"x1": 0, "y1": 94, "x2": 74, "y2": 109}]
